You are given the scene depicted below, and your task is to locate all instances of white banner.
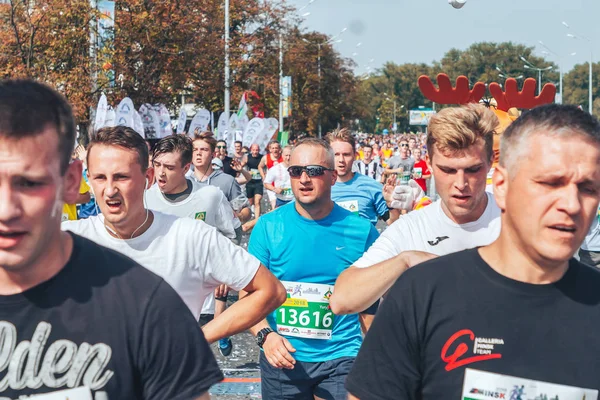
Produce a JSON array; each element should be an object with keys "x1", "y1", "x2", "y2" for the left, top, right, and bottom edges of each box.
[
  {"x1": 243, "y1": 118, "x2": 265, "y2": 149},
  {"x1": 156, "y1": 104, "x2": 173, "y2": 138},
  {"x1": 176, "y1": 109, "x2": 187, "y2": 134},
  {"x1": 239, "y1": 114, "x2": 249, "y2": 135},
  {"x1": 188, "y1": 109, "x2": 211, "y2": 138},
  {"x1": 115, "y1": 97, "x2": 135, "y2": 129},
  {"x1": 258, "y1": 118, "x2": 279, "y2": 151},
  {"x1": 104, "y1": 108, "x2": 116, "y2": 128},
  {"x1": 133, "y1": 110, "x2": 145, "y2": 138},
  {"x1": 139, "y1": 104, "x2": 161, "y2": 139},
  {"x1": 228, "y1": 114, "x2": 240, "y2": 154},
  {"x1": 94, "y1": 93, "x2": 108, "y2": 130},
  {"x1": 217, "y1": 112, "x2": 229, "y2": 141}
]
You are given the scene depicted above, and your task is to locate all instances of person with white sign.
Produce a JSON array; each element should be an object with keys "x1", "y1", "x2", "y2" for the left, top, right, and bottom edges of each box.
[
  {"x1": 346, "y1": 104, "x2": 600, "y2": 399},
  {"x1": 62, "y1": 126, "x2": 286, "y2": 345},
  {"x1": 247, "y1": 138, "x2": 379, "y2": 400},
  {"x1": 0, "y1": 79, "x2": 222, "y2": 399}
]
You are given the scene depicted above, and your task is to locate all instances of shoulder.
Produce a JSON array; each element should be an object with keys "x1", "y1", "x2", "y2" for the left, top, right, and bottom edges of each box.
[
  {"x1": 62, "y1": 216, "x2": 98, "y2": 235},
  {"x1": 355, "y1": 173, "x2": 383, "y2": 190}
]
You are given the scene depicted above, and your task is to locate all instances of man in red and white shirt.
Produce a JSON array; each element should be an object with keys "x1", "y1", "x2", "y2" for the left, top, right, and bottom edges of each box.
[
  {"x1": 263, "y1": 146, "x2": 293, "y2": 208},
  {"x1": 412, "y1": 147, "x2": 431, "y2": 193},
  {"x1": 258, "y1": 140, "x2": 283, "y2": 211}
]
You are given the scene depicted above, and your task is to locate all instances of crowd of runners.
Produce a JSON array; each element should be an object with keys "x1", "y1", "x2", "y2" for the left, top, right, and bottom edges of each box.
[{"x1": 2, "y1": 79, "x2": 600, "y2": 400}]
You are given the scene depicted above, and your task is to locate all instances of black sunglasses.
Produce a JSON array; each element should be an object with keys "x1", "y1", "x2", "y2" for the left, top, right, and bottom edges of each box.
[
  {"x1": 288, "y1": 165, "x2": 334, "y2": 178},
  {"x1": 400, "y1": 143, "x2": 408, "y2": 147},
  {"x1": 216, "y1": 145, "x2": 227, "y2": 149}
]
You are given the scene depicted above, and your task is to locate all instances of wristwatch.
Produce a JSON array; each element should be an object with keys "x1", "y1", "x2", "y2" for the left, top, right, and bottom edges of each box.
[{"x1": 256, "y1": 327, "x2": 274, "y2": 348}]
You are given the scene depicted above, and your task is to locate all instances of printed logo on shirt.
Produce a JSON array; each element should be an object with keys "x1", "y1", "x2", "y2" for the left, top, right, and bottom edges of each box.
[
  {"x1": 468, "y1": 387, "x2": 507, "y2": 399},
  {"x1": 441, "y1": 329, "x2": 504, "y2": 372},
  {"x1": 194, "y1": 211, "x2": 206, "y2": 221},
  {"x1": 0, "y1": 321, "x2": 114, "y2": 394},
  {"x1": 427, "y1": 236, "x2": 449, "y2": 246}
]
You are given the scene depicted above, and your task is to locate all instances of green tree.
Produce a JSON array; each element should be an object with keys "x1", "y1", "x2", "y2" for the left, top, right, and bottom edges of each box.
[{"x1": 563, "y1": 62, "x2": 600, "y2": 116}]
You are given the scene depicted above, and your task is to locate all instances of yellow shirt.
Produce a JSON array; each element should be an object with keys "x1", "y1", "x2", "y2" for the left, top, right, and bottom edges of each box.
[{"x1": 61, "y1": 179, "x2": 90, "y2": 221}]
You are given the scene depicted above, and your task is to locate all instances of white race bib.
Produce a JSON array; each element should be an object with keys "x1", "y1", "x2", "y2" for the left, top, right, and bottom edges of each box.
[
  {"x1": 337, "y1": 200, "x2": 359, "y2": 215},
  {"x1": 462, "y1": 369, "x2": 598, "y2": 400},
  {"x1": 30, "y1": 387, "x2": 94, "y2": 400},
  {"x1": 250, "y1": 168, "x2": 261, "y2": 180},
  {"x1": 275, "y1": 281, "x2": 335, "y2": 340}
]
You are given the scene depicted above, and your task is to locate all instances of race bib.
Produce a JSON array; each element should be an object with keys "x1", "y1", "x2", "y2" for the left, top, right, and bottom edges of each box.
[
  {"x1": 275, "y1": 281, "x2": 335, "y2": 340},
  {"x1": 250, "y1": 168, "x2": 261, "y2": 180},
  {"x1": 281, "y1": 188, "x2": 293, "y2": 198},
  {"x1": 462, "y1": 369, "x2": 598, "y2": 400},
  {"x1": 337, "y1": 200, "x2": 359, "y2": 215},
  {"x1": 30, "y1": 387, "x2": 93, "y2": 400},
  {"x1": 413, "y1": 167, "x2": 423, "y2": 179}
]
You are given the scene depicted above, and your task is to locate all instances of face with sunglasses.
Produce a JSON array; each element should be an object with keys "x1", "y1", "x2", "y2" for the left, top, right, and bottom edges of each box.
[
  {"x1": 288, "y1": 145, "x2": 337, "y2": 208},
  {"x1": 399, "y1": 141, "x2": 409, "y2": 157},
  {"x1": 216, "y1": 142, "x2": 228, "y2": 158}
]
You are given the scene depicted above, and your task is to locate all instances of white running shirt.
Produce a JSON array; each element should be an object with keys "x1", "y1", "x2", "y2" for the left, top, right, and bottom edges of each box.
[
  {"x1": 145, "y1": 180, "x2": 236, "y2": 239},
  {"x1": 354, "y1": 192, "x2": 501, "y2": 268},
  {"x1": 264, "y1": 164, "x2": 293, "y2": 201},
  {"x1": 62, "y1": 212, "x2": 260, "y2": 319}
]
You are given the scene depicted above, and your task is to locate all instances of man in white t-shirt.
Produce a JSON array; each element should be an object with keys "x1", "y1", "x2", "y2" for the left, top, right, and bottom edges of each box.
[
  {"x1": 63, "y1": 126, "x2": 286, "y2": 344},
  {"x1": 263, "y1": 145, "x2": 293, "y2": 208},
  {"x1": 330, "y1": 104, "x2": 502, "y2": 315},
  {"x1": 146, "y1": 134, "x2": 240, "y2": 356}
]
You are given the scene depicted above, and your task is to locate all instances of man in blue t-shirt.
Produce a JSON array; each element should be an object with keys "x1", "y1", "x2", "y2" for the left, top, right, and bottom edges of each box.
[
  {"x1": 327, "y1": 129, "x2": 399, "y2": 226},
  {"x1": 248, "y1": 138, "x2": 379, "y2": 400}
]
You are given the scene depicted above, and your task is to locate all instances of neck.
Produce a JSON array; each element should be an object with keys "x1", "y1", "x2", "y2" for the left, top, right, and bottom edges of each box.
[
  {"x1": 0, "y1": 230, "x2": 73, "y2": 295},
  {"x1": 194, "y1": 164, "x2": 213, "y2": 182},
  {"x1": 479, "y1": 229, "x2": 569, "y2": 284},
  {"x1": 162, "y1": 178, "x2": 188, "y2": 195},
  {"x1": 441, "y1": 193, "x2": 488, "y2": 224},
  {"x1": 337, "y1": 171, "x2": 354, "y2": 183},
  {"x1": 105, "y1": 209, "x2": 154, "y2": 239},
  {"x1": 295, "y1": 198, "x2": 334, "y2": 221},
  {"x1": 363, "y1": 158, "x2": 373, "y2": 164}
]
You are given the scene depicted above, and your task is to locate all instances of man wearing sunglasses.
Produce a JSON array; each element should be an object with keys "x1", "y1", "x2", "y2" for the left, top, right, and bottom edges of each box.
[
  {"x1": 215, "y1": 139, "x2": 238, "y2": 178},
  {"x1": 383, "y1": 139, "x2": 415, "y2": 183},
  {"x1": 246, "y1": 138, "x2": 379, "y2": 400}
]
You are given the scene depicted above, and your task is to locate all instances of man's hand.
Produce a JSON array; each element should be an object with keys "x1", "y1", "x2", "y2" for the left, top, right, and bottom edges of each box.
[
  {"x1": 401, "y1": 250, "x2": 438, "y2": 269},
  {"x1": 231, "y1": 159, "x2": 243, "y2": 172},
  {"x1": 215, "y1": 284, "x2": 229, "y2": 299},
  {"x1": 274, "y1": 187, "x2": 283, "y2": 195},
  {"x1": 262, "y1": 333, "x2": 296, "y2": 369},
  {"x1": 386, "y1": 179, "x2": 425, "y2": 211}
]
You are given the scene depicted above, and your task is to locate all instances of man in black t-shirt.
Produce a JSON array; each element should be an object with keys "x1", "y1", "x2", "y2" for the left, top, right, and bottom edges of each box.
[
  {"x1": 0, "y1": 79, "x2": 221, "y2": 399},
  {"x1": 216, "y1": 139, "x2": 238, "y2": 178},
  {"x1": 347, "y1": 105, "x2": 600, "y2": 399}
]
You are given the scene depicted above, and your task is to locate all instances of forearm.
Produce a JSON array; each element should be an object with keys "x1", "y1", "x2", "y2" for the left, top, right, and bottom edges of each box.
[
  {"x1": 237, "y1": 207, "x2": 251, "y2": 223},
  {"x1": 239, "y1": 168, "x2": 252, "y2": 182},
  {"x1": 264, "y1": 183, "x2": 276, "y2": 192},
  {"x1": 387, "y1": 209, "x2": 400, "y2": 225},
  {"x1": 330, "y1": 253, "x2": 409, "y2": 315},
  {"x1": 202, "y1": 285, "x2": 284, "y2": 343}
]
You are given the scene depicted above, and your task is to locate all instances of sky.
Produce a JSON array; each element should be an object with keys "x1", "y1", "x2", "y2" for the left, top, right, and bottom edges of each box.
[{"x1": 287, "y1": 0, "x2": 600, "y2": 77}]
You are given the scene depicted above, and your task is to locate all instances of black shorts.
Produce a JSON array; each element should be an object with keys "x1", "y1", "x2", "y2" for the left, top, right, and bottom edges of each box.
[{"x1": 246, "y1": 180, "x2": 264, "y2": 198}]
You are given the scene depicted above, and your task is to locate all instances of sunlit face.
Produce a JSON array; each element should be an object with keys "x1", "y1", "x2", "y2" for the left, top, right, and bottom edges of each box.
[
  {"x1": 193, "y1": 139, "x2": 213, "y2": 169},
  {"x1": 251, "y1": 144, "x2": 260, "y2": 157},
  {"x1": 495, "y1": 132, "x2": 600, "y2": 264},
  {"x1": 289, "y1": 145, "x2": 337, "y2": 207},
  {"x1": 363, "y1": 147, "x2": 373, "y2": 162},
  {"x1": 216, "y1": 141, "x2": 228, "y2": 159},
  {"x1": 235, "y1": 142, "x2": 242, "y2": 154},
  {"x1": 153, "y1": 151, "x2": 190, "y2": 194},
  {"x1": 431, "y1": 140, "x2": 491, "y2": 224},
  {"x1": 269, "y1": 143, "x2": 281, "y2": 159},
  {"x1": 330, "y1": 141, "x2": 355, "y2": 178},
  {"x1": 0, "y1": 128, "x2": 80, "y2": 272},
  {"x1": 87, "y1": 145, "x2": 153, "y2": 233},
  {"x1": 373, "y1": 143, "x2": 380, "y2": 153},
  {"x1": 409, "y1": 138, "x2": 416, "y2": 150},
  {"x1": 413, "y1": 148, "x2": 422, "y2": 162},
  {"x1": 282, "y1": 148, "x2": 292, "y2": 164},
  {"x1": 400, "y1": 141, "x2": 409, "y2": 157}
]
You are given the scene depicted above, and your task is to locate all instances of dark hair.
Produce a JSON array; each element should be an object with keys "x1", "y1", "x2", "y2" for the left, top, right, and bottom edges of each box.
[
  {"x1": 193, "y1": 131, "x2": 217, "y2": 153},
  {"x1": 362, "y1": 144, "x2": 373, "y2": 151},
  {"x1": 234, "y1": 140, "x2": 242, "y2": 146},
  {"x1": 0, "y1": 79, "x2": 76, "y2": 174},
  {"x1": 88, "y1": 126, "x2": 149, "y2": 172},
  {"x1": 153, "y1": 135, "x2": 193, "y2": 166}
]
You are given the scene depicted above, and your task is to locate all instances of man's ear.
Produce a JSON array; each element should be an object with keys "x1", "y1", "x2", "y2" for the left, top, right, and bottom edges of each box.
[
  {"x1": 493, "y1": 165, "x2": 508, "y2": 212},
  {"x1": 63, "y1": 160, "x2": 83, "y2": 205}
]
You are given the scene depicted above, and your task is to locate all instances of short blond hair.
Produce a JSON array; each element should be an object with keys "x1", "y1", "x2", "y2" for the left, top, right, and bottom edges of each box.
[
  {"x1": 427, "y1": 103, "x2": 498, "y2": 162},
  {"x1": 325, "y1": 128, "x2": 355, "y2": 152}
]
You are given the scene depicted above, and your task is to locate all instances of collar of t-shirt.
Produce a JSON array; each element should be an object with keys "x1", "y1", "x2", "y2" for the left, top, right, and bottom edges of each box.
[
  {"x1": 162, "y1": 180, "x2": 193, "y2": 203},
  {"x1": 336, "y1": 172, "x2": 359, "y2": 186},
  {"x1": 289, "y1": 202, "x2": 343, "y2": 225},
  {"x1": 436, "y1": 192, "x2": 493, "y2": 228}
]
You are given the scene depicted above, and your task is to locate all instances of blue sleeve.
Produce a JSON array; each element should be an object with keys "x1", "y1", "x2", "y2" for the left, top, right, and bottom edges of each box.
[
  {"x1": 248, "y1": 217, "x2": 270, "y2": 268},
  {"x1": 365, "y1": 223, "x2": 380, "y2": 252},
  {"x1": 372, "y1": 183, "x2": 390, "y2": 217}
]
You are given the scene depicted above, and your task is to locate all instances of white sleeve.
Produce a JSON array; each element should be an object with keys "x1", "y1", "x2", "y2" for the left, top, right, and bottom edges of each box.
[
  {"x1": 215, "y1": 190, "x2": 237, "y2": 239},
  {"x1": 353, "y1": 219, "x2": 407, "y2": 268},
  {"x1": 194, "y1": 222, "x2": 260, "y2": 290},
  {"x1": 264, "y1": 168, "x2": 276, "y2": 186}
]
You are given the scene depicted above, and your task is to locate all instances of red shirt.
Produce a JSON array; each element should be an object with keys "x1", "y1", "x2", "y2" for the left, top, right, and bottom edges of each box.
[
  {"x1": 413, "y1": 160, "x2": 430, "y2": 192},
  {"x1": 266, "y1": 153, "x2": 283, "y2": 169}
]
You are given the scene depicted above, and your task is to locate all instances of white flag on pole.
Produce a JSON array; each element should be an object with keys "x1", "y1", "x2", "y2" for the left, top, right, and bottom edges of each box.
[
  {"x1": 94, "y1": 93, "x2": 108, "y2": 130},
  {"x1": 243, "y1": 118, "x2": 265, "y2": 149},
  {"x1": 139, "y1": 104, "x2": 161, "y2": 139},
  {"x1": 188, "y1": 109, "x2": 211, "y2": 138},
  {"x1": 217, "y1": 112, "x2": 229, "y2": 141},
  {"x1": 156, "y1": 104, "x2": 173, "y2": 138},
  {"x1": 133, "y1": 110, "x2": 145, "y2": 138},
  {"x1": 176, "y1": 109, "x2": 187, "y2": 134},
  {"x1": 104, "y1": 108, "x2": 116, "y2": 128},
  {"x1": 116, "y1": 97, "x2": 135, "y2": 129}
]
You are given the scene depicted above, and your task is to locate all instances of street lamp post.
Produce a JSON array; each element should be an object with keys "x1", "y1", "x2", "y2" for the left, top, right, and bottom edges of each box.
[
  {"x1": 279, "y1": 33, "x2": 284, "y2": 135},
  {"x1": 520, "y1": 56, "x2": 553, "y2": 95},
  {"x1": 224, "y1": 0, "x2": 230, "y2": 126},
  {"x1": 563, "y1": 21, "x2": 593, "y2": 114}
]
